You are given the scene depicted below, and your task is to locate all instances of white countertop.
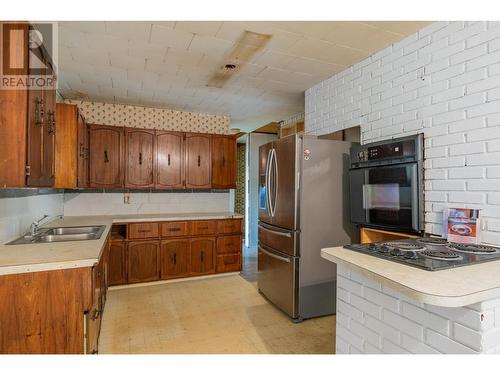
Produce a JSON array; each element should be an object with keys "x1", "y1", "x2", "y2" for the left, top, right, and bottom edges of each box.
[
  {"x1": 0, "y1": 212, "x2": 243, "y2": 276},
  {"x1": 321, "y1": 246, "x2": 500, "y2": 307}
]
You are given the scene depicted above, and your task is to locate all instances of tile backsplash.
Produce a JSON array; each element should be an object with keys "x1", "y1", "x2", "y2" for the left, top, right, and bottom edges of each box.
[
  {"x1": 63, "y1": 191, "x2": 233, "y2": 216},
  {"x1": 0, "y1": 192, "x2": 64, "y2": 243}
]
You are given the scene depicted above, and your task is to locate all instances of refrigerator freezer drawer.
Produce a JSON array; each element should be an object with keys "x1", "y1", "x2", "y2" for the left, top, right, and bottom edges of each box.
[
  {"x1": 257, "y1": 244, "x2": 299, "y2": 319},
  {"x1": 258, "y1": 222, "x2": 298, "y2": 257}
]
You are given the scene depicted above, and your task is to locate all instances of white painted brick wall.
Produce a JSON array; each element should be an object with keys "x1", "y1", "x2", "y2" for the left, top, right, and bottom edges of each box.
[
  {"x1": 305, "y1": 21, "x2": 500, "y2": 244},
  {"x1": 336, "y1": 264, "x2": 500, "y2": 354}
]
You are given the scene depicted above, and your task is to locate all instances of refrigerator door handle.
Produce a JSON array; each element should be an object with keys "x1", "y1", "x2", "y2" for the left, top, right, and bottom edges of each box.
[
  {"x1": 258, "y1": 223, "x2": 292, "y2": 238},
  {"x1": 265, "y1": 148, "x2": 272, "y2": 217},
  {"x1": 270, "y1": 148, "x2": 278, "y2": 217},
  {"x1": 258, "y1": 245, "x2": 291, "y2": 263}
]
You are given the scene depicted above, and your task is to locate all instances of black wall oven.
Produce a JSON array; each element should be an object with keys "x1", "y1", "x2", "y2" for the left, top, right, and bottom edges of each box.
[{"x1": 349, "y1": 134, "x2": 424, "y2": 233}]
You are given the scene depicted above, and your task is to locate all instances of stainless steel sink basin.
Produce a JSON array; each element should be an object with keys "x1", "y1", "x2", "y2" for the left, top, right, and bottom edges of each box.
[
  {"x1": 36, "y1": 233, "x2": 99, "y2": 243},
  {"x1": 45, "y1": 226, "x2": 104, "y2": 236},
  {"x1": 5, "y1": 225, "x2": 106, "y2": 245}
]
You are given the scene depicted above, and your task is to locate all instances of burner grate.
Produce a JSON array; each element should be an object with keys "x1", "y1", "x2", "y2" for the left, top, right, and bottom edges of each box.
[
  {"x1": 449, "y1": 243, "x2": 500, "y2": 254},
  {"x1": 417, "y1": 237, "x2": 448, "y2": 246},
  {"x1": 420, "y1": 250, "x2": 463, "y2": 261},
  {"x1": 383, "y1": 241, "x2": 425, "y2": 251}
]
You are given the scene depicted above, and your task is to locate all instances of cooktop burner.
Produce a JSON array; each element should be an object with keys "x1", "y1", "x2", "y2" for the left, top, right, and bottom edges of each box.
[
  {"x1": 420, "y1": 250, "x2": 463, "y2": 261},
  {"x1": 417, "y1": 237, "x2": 448, "y2": 246},
  {"x1": 382, "y1": 242, "x2": 426, "y2": 251},
  {"x1": 344, "y1": 237, "x2": 500, "y2": 271},
  {"x1": 448, "y1": 243, "x2": 500, "y2": 254}
]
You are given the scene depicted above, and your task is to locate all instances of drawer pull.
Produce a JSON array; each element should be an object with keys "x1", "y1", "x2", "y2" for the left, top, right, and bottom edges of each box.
[
  {"x1": 169, "y1": 228, "x2": 181, "y2": 232},
  {"x1": 223, "y1": 257, "x2": 237, "y2": 265},
  {"x1": 137, "y1": 229, "x2": 151, "y2": 233},
  {"x1": 198, "y1": 226, "x2": 209, "y2": 230}
]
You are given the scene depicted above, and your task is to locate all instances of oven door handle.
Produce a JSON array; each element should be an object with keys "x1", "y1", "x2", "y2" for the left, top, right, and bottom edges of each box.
[{"x1": 410, "y1": 163, "x2": 420, "y2": 231}]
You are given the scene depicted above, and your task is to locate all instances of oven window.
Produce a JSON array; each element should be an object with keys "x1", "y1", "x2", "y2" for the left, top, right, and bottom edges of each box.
[{"x1": 364, "y1": 165, "x2": 415, "y2": 228}]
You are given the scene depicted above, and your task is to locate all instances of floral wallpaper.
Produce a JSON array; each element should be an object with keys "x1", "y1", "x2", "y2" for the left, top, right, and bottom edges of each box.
[
  {"x1": 65, "y1": 100, "x2": 231, "y2": 134},
  {"x1": 235, "y1": 143, "x2": 246, "y2": 226}
]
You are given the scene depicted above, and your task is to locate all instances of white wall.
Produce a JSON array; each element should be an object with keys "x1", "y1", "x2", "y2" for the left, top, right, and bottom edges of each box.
[
  {"x1": 63, "y1": 191, "x2": 232, "y2": 216},
  {"x1": 305, "y1": 21, "x2": 500, "y2": 244},
  {"x1": 336, "y1": 264, "x2": 500, "y2": 354},
  {"x1": 0, "y1": 193, "x2": 64, "y2": 243}
]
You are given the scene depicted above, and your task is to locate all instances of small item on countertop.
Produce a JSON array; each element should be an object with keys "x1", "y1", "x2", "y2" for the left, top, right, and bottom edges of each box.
[{"x1": 443, "y1": 208, "x2": 481, "y2": 244}]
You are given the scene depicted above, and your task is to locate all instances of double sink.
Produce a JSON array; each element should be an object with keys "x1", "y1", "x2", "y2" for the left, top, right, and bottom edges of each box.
[{"x1": 7, "y1": 226, "x2": 106, "y2": 245}]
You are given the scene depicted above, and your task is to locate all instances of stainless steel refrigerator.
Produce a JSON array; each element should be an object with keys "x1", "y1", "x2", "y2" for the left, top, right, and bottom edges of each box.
[{"x1": 258, "y1": 134, "x2": 358, "y2": 321}]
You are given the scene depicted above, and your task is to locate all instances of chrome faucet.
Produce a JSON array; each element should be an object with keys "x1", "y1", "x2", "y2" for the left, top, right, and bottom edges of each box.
[{"x1": 29, "y1": 215, "x2": 50, "y2": 236}]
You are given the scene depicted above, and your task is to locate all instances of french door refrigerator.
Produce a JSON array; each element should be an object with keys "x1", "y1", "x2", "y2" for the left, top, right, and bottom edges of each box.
[{"x1": 258, "y1": 134, "x2": 358, "y2": 321}]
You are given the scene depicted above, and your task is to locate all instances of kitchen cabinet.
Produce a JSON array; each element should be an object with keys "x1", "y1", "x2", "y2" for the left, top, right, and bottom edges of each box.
[
  {"x1": 54, "y1": 103, "x2": 89, "y2": 188},
  {"x1": 0, "y1": 237, "x2": 110, "y2": 354},
  {"x1": 108, "y1": 241, "x2": 127, "y2": 286},
  {"x1": 211, "y1": 135, "x2": 237, "y2": 189},
  {"x1": 128, "y1": 222, "x2": 159, "y2": 239},
  {"x1": 189, "y1": 237, "x2": 215, "y2": 275},
  {"x1": 89, "y1": 124, "x2": 124, "y2": 188},
  {"x1": 127, "y1": 240, "x2": 159, "y2": 283},
  {"x1": 25, "y1": 51, "x2": 56, "y2": 187},
  {"x1": 160, "y1": 221, "x2": 190, "y2": 237},
  {"x1": 156, "y1": 131, "x2": 185, "y2": 189},
  {"x1": 185, "y1": 133, "x2": 211, "y2": 188},
  {"x1": 160, "y1": 239, "x2": 190, "y2": 279},
  {"x1": 190, "y1": 220, "x2": 217, "y2": 236},
  {"x1": 125, "y1": 128, "x2": 155, "y2": 189}
]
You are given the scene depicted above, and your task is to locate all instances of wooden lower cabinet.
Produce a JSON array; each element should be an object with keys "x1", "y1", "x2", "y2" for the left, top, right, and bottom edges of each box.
[
  {"x1": 108, "y1": 241, "x2": 127, "y2": 286},
  {"x1": 127, "y1": 240, "x2": 159, "y2": 283},
  {"x1": 189, "y1": 237, "x2": 215, "y2": 276},
  {"x1": 160, "y1": 239, "x2": 189, "y2": 279},
  {"x1": 216, "y1": 253, "x2": 241, "y2": 273},
  {"x1": 0, "y1": 237, "x2": 110, "y2": 354}
]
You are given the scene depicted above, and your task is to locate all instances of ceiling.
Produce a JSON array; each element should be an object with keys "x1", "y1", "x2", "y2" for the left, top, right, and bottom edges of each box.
[{"x1": 58, "y1": 21, "x2": 431, "y2": 132}]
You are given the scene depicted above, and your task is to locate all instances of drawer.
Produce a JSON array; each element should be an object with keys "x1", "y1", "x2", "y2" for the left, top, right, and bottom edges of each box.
[
  {"x1": 217, "y1": 219, "x2": 242, "y2": 234},
  {"x1": 216, "y1": 235, "x2": 242, "y2": 255},
  {"x1": 190, "y1": 220, "x2": 217, "y2": 236},
  {"x1": 160, "y1": 221, "x2": 190, "y2": 237},
  {"x1": 216, "y1": 253, "x2": 241, "y2": 273},
  {"x1": 128, "y1": 223, "x2": 159, "y2": 239}
]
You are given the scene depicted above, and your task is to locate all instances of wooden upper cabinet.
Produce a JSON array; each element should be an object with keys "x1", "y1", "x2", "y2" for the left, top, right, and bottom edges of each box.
[
  {"x1": 55, "y1": 103, "x2": 89, "y2": 188},
  {"x1": 185, "y1": 133, "x2": 211, "y2": 188},
  {"x1": 211, "y1": 135, "x2": 237, "y2": 189},
  {"x1": 156, "y1": 131, "x2": 185, "y2": 189},
  {"x1": 125, "y1": 128, "x2": 155, "y2": 189},
  {"x1": 89, "y1": 124, "x2": 124, "y2": 188}
]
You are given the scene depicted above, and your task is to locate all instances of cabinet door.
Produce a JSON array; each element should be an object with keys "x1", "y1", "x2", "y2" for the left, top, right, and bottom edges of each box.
[
  {"x1": 160, "y1": 239, "x2": 189, "y2": 279},
  {"x1": 189, "y1": 237, "x2": 215, "y2": 275},
  {"x1": 77, "y1": 112, "x2": 89, "y2": 188},
  {"x1": 211, "y1": 135, "x2": 236, "y2": 189},
  {"x1": 89, "y1": 125, "x2": 124, "y2": 188},
  {"x1": 185, "y1": 134, "x2": 211, "y2": 188},
  {"x1": 156, "y1": 131, "x2": 184, "y2": 189},
  {"x1": 127, "y1": 241, "x2": 159, "y2": 283},
  {"x1": 26, "y1": 50, "x2": 55, "y2": 187},
  {"x1": 125, "y1": 128, "x2": 155, "y2": 188},
  {"x1": 108, "y1": 241, "x2": 127, "y2": 286}
]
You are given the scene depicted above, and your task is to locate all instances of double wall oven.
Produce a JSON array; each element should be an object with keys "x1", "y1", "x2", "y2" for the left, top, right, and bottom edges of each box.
[{"x1": 349, "y1": 134, "x2": 424, "y2": 233}]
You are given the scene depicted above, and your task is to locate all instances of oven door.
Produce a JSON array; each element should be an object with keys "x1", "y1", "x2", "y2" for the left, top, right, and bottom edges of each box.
[{"x1": 350, "y1": 163, "x2": 421, "y2": 232}]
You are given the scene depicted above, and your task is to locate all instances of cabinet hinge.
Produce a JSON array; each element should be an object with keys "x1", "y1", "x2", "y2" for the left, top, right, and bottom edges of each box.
[{"x1": 25, "y1": 166, "x2": 31, "y2": 176}]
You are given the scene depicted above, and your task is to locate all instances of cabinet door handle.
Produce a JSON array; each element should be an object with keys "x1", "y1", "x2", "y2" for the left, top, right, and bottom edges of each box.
[
  {"x1": 197, "y1": 155, "x2": 201, "y2": 167},
  {"x1": 34, "y1": 97, "x2": 44, "y2": 127},
  {"x1": 167, "y1": 154, "x2": 171, "y2": 166},
  {"x1": 222, "y1": 156, "x2": 225, "y2": 166},
  {"x1": 79, "y1": 143, "x2": 85, "y2": 158},
  {"x1": 200, "y1": 251, "x2": 204, "y2": 263},
  {"x1": 104, "y1": 150, "x2": 109, "y2": 163},
  {"x1": 139, "y1": 152, "x2": 142, "y2": 165},
  {"x1": 47, "y1": 110, "x2": 56, "y2": 134},
  {"x1": 173, "y1": 253, "x2": 177, "y2": 265}
]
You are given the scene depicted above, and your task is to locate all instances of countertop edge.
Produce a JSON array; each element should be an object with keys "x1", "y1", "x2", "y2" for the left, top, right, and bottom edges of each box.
[{"x1": 321, "y1": 248, "x2": 500, "y2": 307}]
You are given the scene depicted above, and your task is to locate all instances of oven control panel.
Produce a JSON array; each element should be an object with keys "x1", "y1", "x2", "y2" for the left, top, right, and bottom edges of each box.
[{"x1": 350, "y1": 134, "x2": 422, "y2": 167}]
